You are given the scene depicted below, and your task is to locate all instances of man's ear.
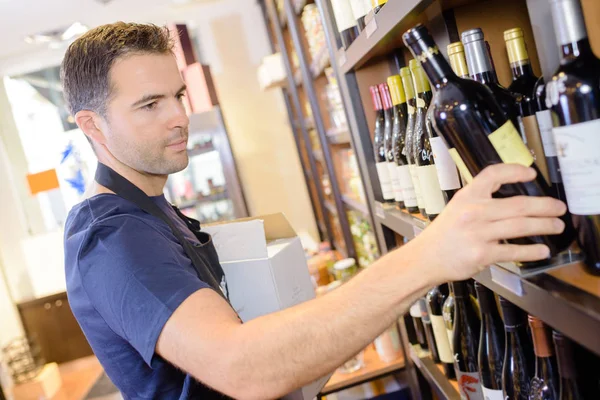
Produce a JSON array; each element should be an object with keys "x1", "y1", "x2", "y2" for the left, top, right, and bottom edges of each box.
[{"x1": 75, "y1": 110, "x2": 107, "y2": 146}]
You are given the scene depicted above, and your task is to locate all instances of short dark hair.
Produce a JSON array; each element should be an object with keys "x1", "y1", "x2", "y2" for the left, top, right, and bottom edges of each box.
[{"x1": 61, "y1": 22, "x2": 174, "y2": 117}]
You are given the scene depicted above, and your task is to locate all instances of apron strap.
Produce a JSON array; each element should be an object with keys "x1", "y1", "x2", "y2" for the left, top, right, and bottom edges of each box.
[{"x1": 94, "y1": 162, "x2": 228, "y2": 300}]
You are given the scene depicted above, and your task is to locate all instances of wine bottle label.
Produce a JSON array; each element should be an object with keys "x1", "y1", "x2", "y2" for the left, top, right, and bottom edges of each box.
[
  {"x1": 417, "y1": 165, "x2": 446, "y2": 214},
  {"x1": 430, "y1": 137, "x2": 461, "y2": 190},
  {"x1": 488, "y1": 121, "x2": 534, "y2": 167},
  {"x1": 456, "y1": 370, "x2": 484, "y2": 400},
  {"x1": 431, "y1": 315, "x2": 453, "y2": 363},
  {"x1": 553, "y1": 118, "x2": 600, "y2": 215},
  {"x1": 409, "y1": 165, "x2": 426, "y2": 209},
  {"x1": 398, "y1": 165, "x2": 418, "y2": 207},
  {"x1": 416, "y1": 98, "x2": 426, "y2": 108},
  {"x1": 387, "y1": 162, "x2": 403, "y2": 202},
  {"x1": 331, "y1": 0, "x2": 357, "y2": 31},
  {"x1": 446, "y1": 328, "x2": 454, "y2": 353},
  {"x1": 376, "y1": 162, "x2": 394, "y2": 200},
  {"x1": 448, "y1": 148, "x2": 474, "y2": 184},
  {"x1": 522, "y1": 115, "x2": 551, "y2": 184},
  {"x1": 481, "y1": 387, "x2": 504, "y2": 400},
  {"x1": 349, "y1": 0, "x2": 368, "y2": 18},
  {"x1": 536, "y1": 110, "x2": 557, "y2": 157}
]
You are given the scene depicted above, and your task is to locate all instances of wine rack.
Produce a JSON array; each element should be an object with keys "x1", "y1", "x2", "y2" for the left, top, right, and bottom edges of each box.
[{"x1": 260, "y1": 0, "x2": 600, "y2": 398}]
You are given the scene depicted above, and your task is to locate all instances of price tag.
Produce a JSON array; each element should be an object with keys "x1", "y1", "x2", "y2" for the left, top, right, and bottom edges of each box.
[
  {"x1": 490, "y1": 265, "x2": 524, "y2": 297},
  {"x1": 338, "y1": 51, "x2": 347, "y2": 67},
  {"x1": 365, "y1": 18, "x2": 378, "y2": 39},
  {"x1": 375, "y1": 202, "x2": 385, "y2": 219}
]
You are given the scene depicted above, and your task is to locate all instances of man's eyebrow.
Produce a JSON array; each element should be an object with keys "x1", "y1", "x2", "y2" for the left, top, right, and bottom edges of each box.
[{"x1": 131, "y1": 85, "x2": 187, "y2": 108}]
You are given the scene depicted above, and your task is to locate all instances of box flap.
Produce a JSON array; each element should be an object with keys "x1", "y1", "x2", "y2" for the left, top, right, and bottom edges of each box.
[
  {"x1": 202, "y1": 219, "x2": 268, "y2": 262},
  {"x1": 205, "y1": 213, "x2": 297, "y2": 240}
]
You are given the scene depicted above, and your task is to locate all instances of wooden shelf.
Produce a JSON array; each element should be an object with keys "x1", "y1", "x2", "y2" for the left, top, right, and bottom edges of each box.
[
  {"x1": 342, "y1": 194, "x2": 369, "y2": 217},
  {"x1": 338, "y1": 0, "x2": 480, "y2": 73},
  {"x1": 326, "y1": 128, "x2": 351, "y2": 145},
  {"x1": 374, "y1": 201, "x2": 600, "y2": 357},
  {"x1": 310, "y1": 46, "x2": 330, "y2": 79},
  {"x1": 176, "y1": 192, "x2": 229, "y2": 209},
  {"x1": 321, "y1": 345, "x2": 405, "y2": 395},
  {"x1": 187, "y1": 145, "x2": 216, "y2": 158},
  {"x1": 324, "y1": 199, "x2": 337, "y2": 216},
  {"x1": 408, "y1": 345, "x2": 460, "y2": 400},
  {"x1": 313, "y1": 148, "x2": 324, "y2": 164},
  {"x1": 294, "y1": 69, "x2": 302, "y2": 86}
]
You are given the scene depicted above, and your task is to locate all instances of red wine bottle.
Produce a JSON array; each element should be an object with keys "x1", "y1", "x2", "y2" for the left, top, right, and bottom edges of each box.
[
  {"x1": 427, "y1": 284, "x2": 456, "y2": 379},
  {"x1": 547, "y1": 0, "x2": 600, "y2": 274},
  {"x1": 499, "y1": 297, "x2": 535, "y2": 400},
  {"x1": 475, "y1": 283, "x2": 504, "y2": 400},
  {"x1": 330, "y1": 0, "x2": 359, "y2": 50},
  {"x1": 379, "y1": 83, "x2": 404, "y2": 208},
  {"x1": 553, "y1": 332, "x2": 583, "y2": 400},
  {"x1": 402, "y1": 24, "x2": 575, "y2": 261},
  {"x1": 409, "y1": 301, "x2": 428, "y2": 350},
  {"x1": 389, "y1": 74, "x2": 419, "y2": 213},
  {"x1": 529, "y1": 316, "x2": 559, "y2": 400},
  {"x1": 401, "y1": 67, "x2": 427, "y2": 217},
  {"x1": 369, "y1": 85, "x2": 394, "y2": 203},
  {"x1": 411, "y1": 59, "x2": 447, "y2": 221},
  {"x1": 388, "y1": 75, "x2": 415, "y2": 210},
  {"x1": 419, "y1": 298, "x2": 440, "y2": 362},
  {"x1": 504, "y1": 27, "x2": 554, "y2": 187},
  {"x1": 443, "y1": 284, "x2": 455, "y2": 353},
  {"x1": 452, "y1": 281, "x2": 484, "y2": 400}
]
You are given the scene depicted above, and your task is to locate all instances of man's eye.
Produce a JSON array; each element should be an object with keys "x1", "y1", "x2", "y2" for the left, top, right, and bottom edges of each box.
[
  {"x1": 176, "y1": 93, "x2": 186, "y2": 102},
  {"x1": 143, "y1": 102, "x2": 157, "y2": 110}
]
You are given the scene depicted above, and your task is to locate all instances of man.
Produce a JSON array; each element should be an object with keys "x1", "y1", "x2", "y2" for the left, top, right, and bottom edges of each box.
[{"x1": 62, "y1": 22, "x2": 566, "y2": 399}]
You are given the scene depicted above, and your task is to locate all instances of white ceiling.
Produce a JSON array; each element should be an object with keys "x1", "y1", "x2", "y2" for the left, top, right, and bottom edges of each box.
[{"x1": 0, "y1": 0, "x2": 224, "y2": 75}]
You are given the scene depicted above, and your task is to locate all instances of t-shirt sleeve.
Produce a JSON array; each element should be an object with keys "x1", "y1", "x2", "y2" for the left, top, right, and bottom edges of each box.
[{"x1": 77, "y1": 215, "x2": 210, "y2": 367}]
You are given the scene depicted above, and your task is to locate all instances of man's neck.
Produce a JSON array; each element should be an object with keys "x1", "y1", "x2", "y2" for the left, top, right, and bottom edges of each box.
[{"x1": 92, "y1": 156, "x2": 168, "y2": 197}]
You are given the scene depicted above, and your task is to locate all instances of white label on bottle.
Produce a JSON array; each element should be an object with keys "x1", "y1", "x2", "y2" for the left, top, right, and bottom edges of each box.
[
  {"x1": 349, "y1": 0, "x2": 368, "y2": 19},
  {"x1": 365, "y1": 18, "x2": 377, "y2": 38},
  {"x1": 417, "y1": 165, "x2": 446, "y2": 215},
  {"x1": 409, "y1": 165, "x2": 425, "y2": 209},
  {"x1": 482, "y1": 387, "x2": 504, "y2": 400},
  {"x1": 536, "y1": 110, "x2": 557, "y2": 157},
  {"x1": 409, "y1": 302, "x2": 421, "y2": 318},
  {"x1": 398, "y1": 165, "x2": 417, "y2": 207},
  {"x1": 431, "y1": 315, "x2": 453, "y2": 363},
  {"x1": 388, "y1": 162, "x2": 403, "y2": 202},
  {"x1": 331, "y1": 0, "x2": 357, "y2": 31},
  {"x1": 553, "y1": 118, "x2": 600, "y2": 215},
  {"x1": 456, "y1": 370, "x2": 484, "y2": 400},
  {"x1": 376, "y1": 161, "x2": 394, "y2": 200},
  {"x1": 446, "y1": 328, "x2": 454, "y2": 353},
  {"x1": 430, "y1": 136, "x2": 461, "y2": 190}
]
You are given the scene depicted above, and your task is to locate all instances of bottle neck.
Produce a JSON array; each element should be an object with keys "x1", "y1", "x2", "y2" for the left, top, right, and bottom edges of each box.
[
  {"x1": 561, "y1": 38, "x2": 594, "y2": 62},
  {"x1": 464, "y1": 38, "x2": 497, "y2": 83},
  {"x1": 551, "y1": 0, "x2": 590, "y2": 61},
  {"x1": 511, "y1": 61, "x2": 535, "y2": 80}
]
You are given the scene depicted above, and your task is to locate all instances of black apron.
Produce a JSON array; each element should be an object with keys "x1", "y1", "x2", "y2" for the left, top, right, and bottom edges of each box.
[{"x1": 95, "y1": 162, "x2": 232, "y2": 399}]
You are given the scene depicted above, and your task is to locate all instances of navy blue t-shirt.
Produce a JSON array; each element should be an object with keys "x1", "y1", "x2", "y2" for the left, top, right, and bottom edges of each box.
[{"x1": 64, "y1": 193, "x2": 214, "y2": 399}]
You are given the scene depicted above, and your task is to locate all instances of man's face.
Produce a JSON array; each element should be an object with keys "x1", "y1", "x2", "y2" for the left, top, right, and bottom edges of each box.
[{"x1": 101, "y1": 53, "x2": 190, "y2": 175}]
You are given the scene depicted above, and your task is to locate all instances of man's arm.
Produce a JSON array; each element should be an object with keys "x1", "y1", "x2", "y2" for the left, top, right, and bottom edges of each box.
[{"x1": 156, "y1": 164, "x2": 567, "y2": 400}]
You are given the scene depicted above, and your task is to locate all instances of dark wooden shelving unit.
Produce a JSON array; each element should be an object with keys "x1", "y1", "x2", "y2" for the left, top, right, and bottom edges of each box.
[{"x1": 261, "y1": 0, "x2": 600, "y2": 398}]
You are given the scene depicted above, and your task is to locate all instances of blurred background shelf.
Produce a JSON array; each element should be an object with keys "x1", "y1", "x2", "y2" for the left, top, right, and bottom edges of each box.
[{"x1": 342, "y1": 194, "x2": 368, "y2": 217}]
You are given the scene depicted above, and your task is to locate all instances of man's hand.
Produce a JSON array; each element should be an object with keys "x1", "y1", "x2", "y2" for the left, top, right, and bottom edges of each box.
[{"x1": 405, "y1": 163, "x2": 567, "y2": 281}]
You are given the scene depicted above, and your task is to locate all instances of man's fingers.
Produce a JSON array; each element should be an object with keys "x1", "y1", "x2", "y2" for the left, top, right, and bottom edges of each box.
[
  {"x1": 484, "y1": 196, "x2": 567, "y2": 221},
  {"x1": 485, "y1": 217, "x2": 565, "y2": 241},
  {"x1": 469, "y1": 164, "x2": 537, "y2": 197},
  {"x1": 489, "y1": 243, "x2": 551, "y2": 264}
]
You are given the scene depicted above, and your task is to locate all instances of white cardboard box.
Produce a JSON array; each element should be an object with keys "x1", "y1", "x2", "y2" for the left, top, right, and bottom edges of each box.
[{"x1": 204, "y1": 213, "x2": 330, "y2": 399}]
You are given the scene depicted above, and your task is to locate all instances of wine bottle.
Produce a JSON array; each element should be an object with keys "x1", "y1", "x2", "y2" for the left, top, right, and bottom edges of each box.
[
  {"x1": 462, "y1": 28, "x2": 522, "y2": 131},
  {"x1": 447, "y1": 42, "x2": 470, "y2": 79},
  {"x1": 369, "y1": 85, "x2": 395, "y2": 203},
  {"x1": 533, "y1": 78, "x2": 567, "y2": 202},
  {"x1": 529, "y1": 316, "x2": 559, "y2": 400},
  {"x1": 349, "y1": 0, "x2": 368, "y2": 31},
  {"x1": 427, "y1": 284, "x2": 456, "y2": 379},
  {"x1": 330, "y1": 0, "x2": 359, "y2": 50},
  {"x1": 371, "y1": 0, "x2": 387, "y2": 14},
  {"x1": 475, "y1": 283, "x2": 505, "y2": 400},
  {"x1": 452, "y1": 281, "x2": 484, "y2": 400},
  {"x1": 547, "y1": 0, "x2": 600, "y2": 274},
  {"x1": 499, "y1": 297, "x2": 535, "y2": 400},
  {"x1": 443, "y1": 284, "x2": 455, "y2": 353},
  {"x1": 409, "y1": 301, "x2": 428, "y2": 349},
  {"x1": 411, "y1": 59, "x2": 447, "y2": 221},
  {"x1": 379, "y1": 83, "x2": 404, "y2": 208},
  {"x1": 553, "y1": 332, "x2": 583, "y2": 400},
  {"x1": 419, "y1": 297, "x2": 440, "y2": 362},
  {"x1": 504, "y1": 27, "x2": 552, "y2": 186},
  {"x1": 388, "y1": 74, "x2": 419, "y2": 213},
  {"x1": 401, "y1": 66, "x2": 427, "y2": 217},
  {"x1": 402, "y1": 24, "x2": 575, "y2": 260}
]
